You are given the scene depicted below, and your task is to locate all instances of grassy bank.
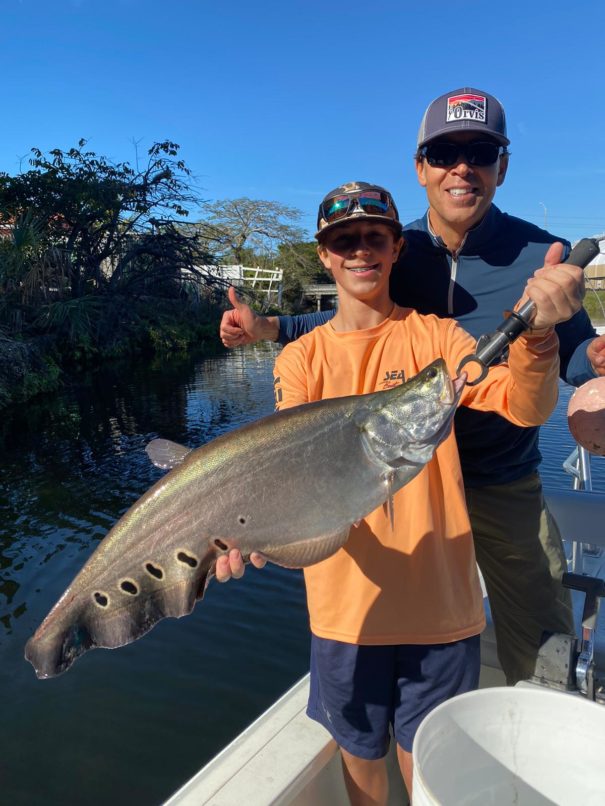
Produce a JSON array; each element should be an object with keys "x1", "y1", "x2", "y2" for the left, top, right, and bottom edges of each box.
[
  {"x1": 0, "y1": 299, "x2": 226, "y2": 411},
  {"x1": 585, "y1": 289, "x2": 605, "y2": 326}
]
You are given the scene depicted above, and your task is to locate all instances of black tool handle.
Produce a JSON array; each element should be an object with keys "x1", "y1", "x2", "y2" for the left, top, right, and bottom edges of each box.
[{"x1": 567, "y1": 238, "x2": 603, "y2": 269}]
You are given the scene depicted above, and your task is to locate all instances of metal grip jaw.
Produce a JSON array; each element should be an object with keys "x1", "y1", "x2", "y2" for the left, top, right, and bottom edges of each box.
[
  {"x1": 563, "y1": 572, "x2": 605, "y2": 700},
  {"x1": 457, "y1": 237, "x2": 602, "y2": 385},
  {"x1": 458, "y1": 310, "x2": 532, "y2": 386}
]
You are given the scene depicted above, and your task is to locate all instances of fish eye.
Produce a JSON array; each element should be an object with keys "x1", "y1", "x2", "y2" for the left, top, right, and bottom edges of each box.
[{"x1": 426, "y1": 367, "x2": 438, "y2": 379}]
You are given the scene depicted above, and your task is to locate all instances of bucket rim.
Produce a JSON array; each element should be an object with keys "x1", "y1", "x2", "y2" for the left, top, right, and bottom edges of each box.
[{"x1": 411, "y1": 685, "x2": 605, "y2": 801}]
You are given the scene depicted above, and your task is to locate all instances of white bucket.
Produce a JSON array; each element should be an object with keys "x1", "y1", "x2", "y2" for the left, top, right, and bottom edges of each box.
[{"x1": 412, "y1": 686, "x2": 605, "y2": 805}]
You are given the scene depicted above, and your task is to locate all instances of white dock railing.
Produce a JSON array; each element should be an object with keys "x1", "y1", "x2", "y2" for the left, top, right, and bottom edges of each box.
[{"x1": 196, "y1": 264, "x2": 283, "y2": 304}]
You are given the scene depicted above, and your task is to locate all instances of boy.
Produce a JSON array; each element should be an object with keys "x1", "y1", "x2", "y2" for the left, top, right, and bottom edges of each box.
[{"x1": 217, "y1": 181, "x2": 583, "y2": 804}]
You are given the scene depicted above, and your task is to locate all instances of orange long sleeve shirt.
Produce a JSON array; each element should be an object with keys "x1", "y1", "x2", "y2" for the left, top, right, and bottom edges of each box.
[{"x1": 273, "y1": 306, "x2": 560, "y2": 645}]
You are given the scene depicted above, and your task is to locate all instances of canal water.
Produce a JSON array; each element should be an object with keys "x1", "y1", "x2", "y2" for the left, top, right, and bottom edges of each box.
[{"x1": 1, "y1": 346, "x2": 604, "y2": 806}]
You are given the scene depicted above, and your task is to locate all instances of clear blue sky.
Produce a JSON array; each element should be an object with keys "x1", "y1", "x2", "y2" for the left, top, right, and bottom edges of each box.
[{"x1": 2, "y1": 0, "x2": 605, "y2": 244}]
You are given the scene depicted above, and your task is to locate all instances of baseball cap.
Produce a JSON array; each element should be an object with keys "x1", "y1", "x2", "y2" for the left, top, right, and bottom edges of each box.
[
  {"x1": 315, "y1": 181, "x2": 403, "y2": 241},
  {"x1": 417, "y1": 88, "x2": 510, "y2": 148}
]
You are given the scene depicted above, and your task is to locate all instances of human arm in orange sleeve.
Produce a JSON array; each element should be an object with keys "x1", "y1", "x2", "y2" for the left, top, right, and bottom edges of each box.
[{"x1": 441, "y1": 318, "x2": 560, "y2": 427}]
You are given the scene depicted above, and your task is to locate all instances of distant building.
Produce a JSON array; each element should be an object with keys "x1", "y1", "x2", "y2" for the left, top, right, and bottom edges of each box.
[{"x1": 582, "y1": 234, "x2": 605, "y2": 290}]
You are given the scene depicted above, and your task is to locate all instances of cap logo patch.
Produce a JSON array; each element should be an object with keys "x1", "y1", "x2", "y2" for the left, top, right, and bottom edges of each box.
[{"x1": 446, "y1": 94, "x2": 486, "y2": 123}]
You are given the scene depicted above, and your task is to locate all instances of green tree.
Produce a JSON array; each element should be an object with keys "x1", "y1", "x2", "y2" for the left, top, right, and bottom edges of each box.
[
  {"x1": 276, "y1": 240, "x2": 328, "y2": 312},
  {"x1": 199, "y1": 197, "x2": 305, "y2": 264},
  {"x1": 0, "y1": 140, "x2": 216, "y2": 345},
  {"x1": 0, "y1": 139, "x2": 211, "y2": 302}
]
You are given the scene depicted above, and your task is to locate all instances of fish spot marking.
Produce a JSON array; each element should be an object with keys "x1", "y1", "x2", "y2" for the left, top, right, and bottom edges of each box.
[
  {"x1": 176, "y1": 551, "x2": 198, "y2": 568},
  {"x1": 214, "y1": 539, "x2": 228, "y2": 551},
  {"x1": 145, "y1": 562, "x2": 164, "y2": 580},
  {"x1": 93, "y1": 591, "x2": 109, "y2": 607},
  {"x1": 238, "y1": 516, "x2": 247, "y2": 525},
  {"x1": 120, "y1": 579, "x2": 139, "y2": 595}
]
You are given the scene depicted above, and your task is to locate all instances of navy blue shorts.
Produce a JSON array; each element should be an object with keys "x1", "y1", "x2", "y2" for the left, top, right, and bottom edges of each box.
[{"x1": 307, "y1": 634, "x2": 480, "y2": 758}]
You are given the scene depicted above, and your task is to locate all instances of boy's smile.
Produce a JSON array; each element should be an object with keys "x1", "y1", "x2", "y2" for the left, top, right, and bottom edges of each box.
[{"x1": 317, "y1": 221, "x2": 403, "y2": 328}]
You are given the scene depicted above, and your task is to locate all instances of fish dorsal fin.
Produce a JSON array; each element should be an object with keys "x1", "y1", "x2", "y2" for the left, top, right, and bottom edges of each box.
[{"x1": 145, "y1": 439, "x2": 192, "y2": 470}]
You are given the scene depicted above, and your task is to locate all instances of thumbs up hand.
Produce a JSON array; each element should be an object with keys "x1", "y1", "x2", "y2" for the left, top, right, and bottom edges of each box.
[
  {"x1": 219, "y1": 286, "x2": 279, "y2": 347},
  {"x1": 522, "y1": 242, "x2": 585, "y2": 330}
]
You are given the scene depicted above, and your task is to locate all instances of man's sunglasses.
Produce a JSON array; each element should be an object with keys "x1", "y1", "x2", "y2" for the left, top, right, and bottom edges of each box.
[
  {"x1": 320, "y1": 191, "x2": 396, "y2": 225},
  {"x1": 419, "y1": 140, "x2": 507, "y2": 168}
]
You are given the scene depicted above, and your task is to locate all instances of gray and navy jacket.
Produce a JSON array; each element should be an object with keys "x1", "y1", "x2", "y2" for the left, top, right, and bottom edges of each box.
[{"x1": 277, "y1": 204, "x2": 597, "y2": 488}]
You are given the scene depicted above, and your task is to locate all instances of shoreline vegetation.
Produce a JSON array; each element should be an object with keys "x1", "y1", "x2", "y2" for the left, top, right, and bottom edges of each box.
[
  {"x1": 0, "y1": 302, "x2": 227, "y2": 411},
  {"x1": 4, "y1": 294, "x2": 604, "y2": 413},
  {"x1": 0, "y1": 140, "x2": 327, "y2": 411},
  {"x1": 584, "y1": 290, "x2": 605, "y2": 329},
  {"x1": 1, "y1": 141, "x2": 603, "y2": 411}
]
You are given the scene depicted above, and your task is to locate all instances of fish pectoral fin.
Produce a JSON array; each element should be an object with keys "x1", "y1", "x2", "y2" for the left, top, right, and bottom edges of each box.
[
  {"x1": 196, "y1": 560, "x2": 216, "y2": 600},
  {"x1": 263, "y1": 526, "x2": 351, "y2": 569},
  {"x1": 382, "y1": 472, "x2": 395, "y2": 530},
  {"x1": 145, "y1": 439, "x2": 192, "y2": 470}
]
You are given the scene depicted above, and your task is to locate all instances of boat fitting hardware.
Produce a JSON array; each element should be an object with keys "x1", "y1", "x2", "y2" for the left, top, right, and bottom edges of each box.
[
  {"x1": 457, "y1": 237, "x2": 603, "y2": 386},
  {"x1": 563, "y1": 571, "x2": 605, "y2": 700}
]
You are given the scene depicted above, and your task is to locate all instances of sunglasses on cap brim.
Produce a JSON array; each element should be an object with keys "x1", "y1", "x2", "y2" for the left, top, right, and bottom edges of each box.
[
  {"x1": 419, "y1": 140, "x2": 507, "y2": 168},
  {"x1": 320, "y1": 191, "x2": 397, "y2": 225}
]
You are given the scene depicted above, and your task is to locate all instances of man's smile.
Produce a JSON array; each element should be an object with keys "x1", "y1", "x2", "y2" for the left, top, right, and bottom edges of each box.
[{"x1": 446, "y1": 186, "x2": 477, "y2": 199}]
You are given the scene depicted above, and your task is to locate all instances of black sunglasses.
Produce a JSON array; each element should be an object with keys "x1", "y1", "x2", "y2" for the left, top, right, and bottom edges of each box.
[{"x1": 419, "y1": 140, "x2": 507, "y2": 168}]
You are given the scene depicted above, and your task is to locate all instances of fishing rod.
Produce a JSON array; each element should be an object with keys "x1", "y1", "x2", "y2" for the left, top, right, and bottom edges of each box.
[{"x1": 457, "y1": 237, "x2": 603, "y2": 385}]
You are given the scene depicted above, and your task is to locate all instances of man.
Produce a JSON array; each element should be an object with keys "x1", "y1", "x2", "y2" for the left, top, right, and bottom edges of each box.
[{"x1": 219, "y1": 88, "x2": 605, "y2": 685}]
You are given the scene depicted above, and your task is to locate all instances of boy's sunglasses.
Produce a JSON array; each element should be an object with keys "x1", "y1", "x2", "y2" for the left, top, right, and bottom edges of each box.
[
  {"x1": 419, "y1": 140, "x2": 506, "y2": 168},
  {"x1": 321, "y1": 191, "x2": 396, "y2": 224}
]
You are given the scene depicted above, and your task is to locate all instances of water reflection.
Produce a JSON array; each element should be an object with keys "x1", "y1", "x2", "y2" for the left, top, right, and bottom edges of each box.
[{"x1": 0, "y1": 345, "x2": 310, "y2": 806}]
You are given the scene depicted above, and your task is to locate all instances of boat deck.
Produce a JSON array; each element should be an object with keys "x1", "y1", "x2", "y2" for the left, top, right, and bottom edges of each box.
[{"x1": 164, "y1": 488, "x2": 605, "y2": 805}]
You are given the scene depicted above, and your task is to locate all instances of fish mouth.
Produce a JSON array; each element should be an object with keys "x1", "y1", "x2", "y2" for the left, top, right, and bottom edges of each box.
[
  {"x1": 452, "y1": 373, "x2": 467, "y2": 401},
  {"x1": 430, "y1": 371, "x2": 466, "y2": 446},
  {"x1": 441, "y1": 371, "x2": 466, "y2": 406}
]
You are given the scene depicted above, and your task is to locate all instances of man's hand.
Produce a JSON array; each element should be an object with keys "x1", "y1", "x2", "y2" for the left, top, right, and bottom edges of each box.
[
  {"x1": 523, "y1": 242, "x2": 585, "y2": 330},
  {"x1": 219, "y1": 286, "x2": 280, "y2": 348},
  {"x1": 587, "y1": 335, "x2": 605, "y2": 376},
  {"x1": 215, "y1": 549, "x2": 267, "y2": 582}
]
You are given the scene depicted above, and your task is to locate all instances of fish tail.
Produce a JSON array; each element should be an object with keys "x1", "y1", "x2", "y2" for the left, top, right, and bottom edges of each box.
[{"x1": 25, "y1": 551, "x2": 217, "y2": 679}]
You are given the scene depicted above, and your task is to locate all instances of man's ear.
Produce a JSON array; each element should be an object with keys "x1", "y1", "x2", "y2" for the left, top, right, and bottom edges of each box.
[
  {"x1": 415, "y1": 157, "x2": 427, "y2": 188},
  {"x1": 496, "y1": 153, "x2": 509, "y2": 187}
]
